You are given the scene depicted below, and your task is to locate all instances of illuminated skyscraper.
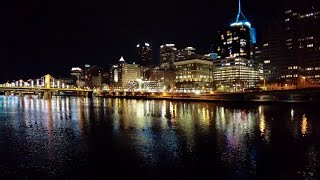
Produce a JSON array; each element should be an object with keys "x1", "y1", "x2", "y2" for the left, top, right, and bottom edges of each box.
[
  {"x1": 260, "y1": 0, "x2": 320, "y2": 86},
  {"x1": 110, "y1": 56, "x2": 141, "y2": 91},
  {"x1": 160, "y1": 44, "x2": 177, "y2": 68},
  {"x1": 216, "y1": 25, "x2": 251, "y2": 59},
  {"x1": 280, "y1": 0, "x2": 320, "y2": 86},
  {"x1": 231, "y1": 0, "x2": 256, "y2": 44},
  {"x1": 176, "y1": 47, "x2": 199, "y2": 61},
  {"x1": 137, "y1": 42, "x2": 152, "y2": 67},
  {"x1": 213, "y1": 0, "x2": 262, "y2": 91},
  {"x1": 215, "y1": 0, "x2": 256, "y2": 60},
  {"x1": 70, "y1": 67, "x2": 83, "y2": 87}
]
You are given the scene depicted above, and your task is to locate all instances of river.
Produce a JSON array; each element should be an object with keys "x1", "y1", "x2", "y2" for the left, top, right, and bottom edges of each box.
[{"x1": 0, "y1": 96, "x2": 319, "y2": 179}]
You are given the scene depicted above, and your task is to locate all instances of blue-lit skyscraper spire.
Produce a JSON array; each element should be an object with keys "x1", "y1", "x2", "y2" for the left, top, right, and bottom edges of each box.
[
  {"x1": 230, "y1": 0, "x2": 256, "y2": 44},
  {"x1": 231, "y1": 0, "x2": 251, "y2": 27},
  {"x1": 235, "y1": 0, "x2": 248, "y2": 23}
]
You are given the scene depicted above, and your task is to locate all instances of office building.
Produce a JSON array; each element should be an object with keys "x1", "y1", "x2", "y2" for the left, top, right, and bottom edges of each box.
[
  {"x1": 110, "y1": 56, "x2": 141, "y2": 91},
  {"x1": 70, "y1": 67, "x2": 83, "y2": 87},
  {"x1": 137, "y1": 42, "x2": 152, "y2": 67},
  {"x1": 212, "y1": 57, "x2": 263, "y2": 92},
  {"x1": 144, "y1": 67, "x2": 164, "y2": 81},
  {"x1": 87, "y1": 65, "x2": 104, "y2": 88},
  {"x1": 176, "y1": 47, "x2": 199, "y2": 61},
  {"x1": 260, "y1": 21, "x2": 283, "y2": 82},
  {"x1": 213, "y1": 0, "x2": 262, "y2": 91},
  {"x1": 281, "y1": 0, "x2": 320, "y2": 86},
  {"x1": 160, "y1": 44, "x2": 177, "y2": 69},
  {"x1": 174, "y1": 59, "x2": 213, "y2": 92},
  {"x1": 216, "y1": 24, "x2": 252, "y2": 59}
]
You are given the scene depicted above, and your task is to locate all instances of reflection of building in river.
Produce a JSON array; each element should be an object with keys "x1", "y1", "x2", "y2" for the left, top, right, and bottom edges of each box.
[
  {"x1": 214, "y1": 106, "x2": 259, "y2": 172},
  {"x1": 301, "y1": 114, "x2": 308, "y2": 137}
]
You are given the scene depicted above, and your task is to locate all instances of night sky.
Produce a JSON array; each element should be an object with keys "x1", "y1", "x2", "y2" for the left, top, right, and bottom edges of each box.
[{"x1": 0, "y1": 0, "x2": 281, "y2": 82}]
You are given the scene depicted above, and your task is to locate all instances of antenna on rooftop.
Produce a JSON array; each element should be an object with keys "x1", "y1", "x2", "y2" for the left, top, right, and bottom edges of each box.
[{"x1": 235, "y1": 0, "x2": 248, "y2": 23}]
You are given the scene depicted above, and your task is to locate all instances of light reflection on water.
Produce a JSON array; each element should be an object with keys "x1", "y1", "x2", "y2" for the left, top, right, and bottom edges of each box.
[{"x1": 0, "y1": 96, "x2": 319, "y2": 178}]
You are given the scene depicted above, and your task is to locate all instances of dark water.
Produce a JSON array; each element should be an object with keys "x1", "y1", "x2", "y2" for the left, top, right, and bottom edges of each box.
[{"x1": 0, "y1": 96, "x2": 320, "y2": 179}]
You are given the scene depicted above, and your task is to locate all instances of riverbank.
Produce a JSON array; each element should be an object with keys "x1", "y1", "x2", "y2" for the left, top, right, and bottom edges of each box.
[{"x1": 97, "y1": 89, "x2": 320, "y2": 103}]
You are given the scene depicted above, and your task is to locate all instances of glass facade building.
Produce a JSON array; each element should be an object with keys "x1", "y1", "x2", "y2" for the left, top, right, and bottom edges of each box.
[
  {"x1": 212, "y1": 57, "x2": 263, "y2": 92},
  {"x1": 137, "y1": 42, "x2": 152, "y2": 67},
  {"x1": 281, "y1": 0, "x2": 320, "y2": 86},
  {"x1": 160, "y1": 44, "x2": 177, "y2": 69},
  {"x1": 216, "y1": 24, "x2": 252, "y2": 60}
]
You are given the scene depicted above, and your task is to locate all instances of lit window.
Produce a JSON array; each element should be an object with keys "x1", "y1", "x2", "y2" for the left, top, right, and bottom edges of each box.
[
  {"x1": 307, "y1": 44, "x2": 314, "y2": 48},
  {"x1": 264, "y1": 60, "x2": 270, "y2": 64},
  {"x1": 285, "y1": 10, "x2": 292, "y2": 14},
  {"x1": 285, "y1": 18, "x2": 290, "y2": 22},
  {"x1": 263, "y1": 43, "x2": 269, "y2": 47}
]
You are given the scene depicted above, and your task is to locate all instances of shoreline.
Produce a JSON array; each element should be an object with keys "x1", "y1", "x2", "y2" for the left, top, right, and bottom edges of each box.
[{"x1": 96, "y1": 94, "x2": 320, "y2": 103}]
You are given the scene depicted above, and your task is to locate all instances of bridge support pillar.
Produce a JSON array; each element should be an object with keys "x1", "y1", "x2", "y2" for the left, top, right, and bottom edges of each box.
[
  {"x1": 18, "y1": 91, "x2": 23, "y2": 97},
  {"x1": 5, "y1": 91, "x2": 10, "y2": 96},
  {"x1": 43, "y1": 91, "x2": 52, "y2": 100}
]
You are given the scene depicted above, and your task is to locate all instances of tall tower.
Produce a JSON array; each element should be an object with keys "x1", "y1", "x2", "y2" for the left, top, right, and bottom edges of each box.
[
  {"x1": 281, "y1": 0, "x2": 320, "y2": 85},
  {"x1": 231, "y1": 0, "x2": 256, "y2": 44},
  {"x1": 160, "y1": 44, "x2": 177, "y2": 69},
  {"x1": 137, "y1": 42, "x2": 152, "y2": 67},
  {"x1": 216, "y1": 0, "x2": 256, "y2": 60}
]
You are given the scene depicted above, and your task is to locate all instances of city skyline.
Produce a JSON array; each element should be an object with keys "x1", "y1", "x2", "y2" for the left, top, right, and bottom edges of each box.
[{"x1": 0, "y1": 0, "x2": 281, "y2": 82}]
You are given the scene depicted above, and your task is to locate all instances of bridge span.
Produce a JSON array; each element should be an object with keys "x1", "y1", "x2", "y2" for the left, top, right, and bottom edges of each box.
[{"x1": 0, "y1": 74, "x2": 93, "y2": 99}]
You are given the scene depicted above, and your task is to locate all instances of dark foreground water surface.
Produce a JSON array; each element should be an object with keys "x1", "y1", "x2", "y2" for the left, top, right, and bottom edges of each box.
[{"x1": 0, "y1": 96, "x2": 320, "y2": 179}]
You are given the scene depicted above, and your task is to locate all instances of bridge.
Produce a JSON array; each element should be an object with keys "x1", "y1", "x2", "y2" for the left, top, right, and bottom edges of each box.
[{"x1": 0, "y1": 74, "x2": 93, "y2": 99}]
